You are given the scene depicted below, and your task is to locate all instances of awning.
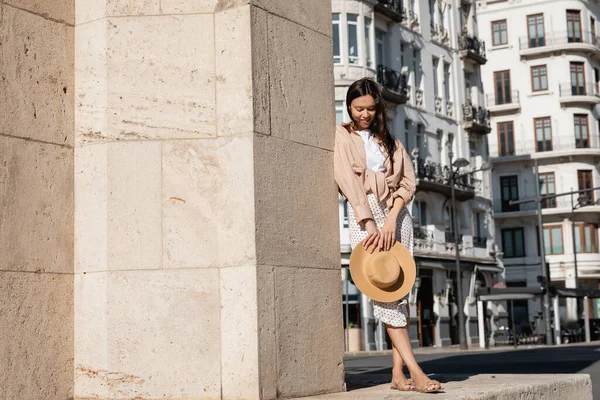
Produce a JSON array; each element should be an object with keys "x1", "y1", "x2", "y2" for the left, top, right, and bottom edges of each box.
[
  {"x1": 552, "y1": 287, "x2": 600, "y2": 298},
  {"x1": 476, "y1": 287, "x2": 544, "y2": 301},
  {"x1": 475, "y1": 264, "x2": 504, "y2": 273}
]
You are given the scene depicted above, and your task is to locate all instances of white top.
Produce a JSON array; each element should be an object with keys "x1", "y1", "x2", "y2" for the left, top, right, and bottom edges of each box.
[{"x1": 356, "y1": 129, "x2": 386, "y2": 172}]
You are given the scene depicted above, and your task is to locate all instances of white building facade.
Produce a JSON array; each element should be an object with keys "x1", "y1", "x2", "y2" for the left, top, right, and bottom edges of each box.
[
  {"x1": 333, "y1": 0, "x2": 506, "y2": 350},
  {"x1": 478, "y1": 0, "x2": 600, "y2": 327}
]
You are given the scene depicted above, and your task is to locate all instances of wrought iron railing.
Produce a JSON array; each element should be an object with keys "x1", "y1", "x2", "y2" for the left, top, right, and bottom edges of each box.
[
  {"x1": 459, "y1": 32, "x2": 486, "y2": 60},
  {"x1": 375, "y1": 0, "x2": 403, "y2": 17},
  {"x1": 559, "y1": 82, "x2": 600, "y2": 97},
  {"x1": 376, "y1": 65, "x2": 409, "y2": 97},
  {"x1": 414, "y1": 157, "x2": 475, "y2": 191},
  {"x1": 414, "y1": 227, "x2": 433, "y2": 240},
  {"x1": 473, "y1": 236, "x2": 487, "y2": 248},
  {"x1": 462, "y1": 102, "x2": 491, "y2": 129},
  {"x1": 519, "y1": 31, "x2": 599, "y2": 50},
  {"x1": 486, "y1": 90, "x2": 520, "y2": 107},
  {"x1": 445, "y1": 232, "x2": 463, "y2": 244}
]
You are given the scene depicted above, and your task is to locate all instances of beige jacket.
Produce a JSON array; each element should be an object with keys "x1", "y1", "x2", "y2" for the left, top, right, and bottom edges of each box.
[{"x1": 334, "y1": 123, "x2": 416, "y2": 224}]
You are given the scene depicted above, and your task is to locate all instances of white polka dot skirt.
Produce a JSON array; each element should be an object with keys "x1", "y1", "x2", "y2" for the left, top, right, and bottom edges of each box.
[{"x1": 348, "y1": 194, "x2": 413, "y2": 328}]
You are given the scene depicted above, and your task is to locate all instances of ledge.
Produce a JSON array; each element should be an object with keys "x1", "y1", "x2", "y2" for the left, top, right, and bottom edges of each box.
[{"x1": 298, "y1": 374, "x2": 592, "y2": 400}]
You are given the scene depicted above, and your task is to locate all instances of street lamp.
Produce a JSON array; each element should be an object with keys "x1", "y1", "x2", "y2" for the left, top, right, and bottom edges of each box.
[{"x1": 448, "y1": 147, "x2": 492, "y2": 350}]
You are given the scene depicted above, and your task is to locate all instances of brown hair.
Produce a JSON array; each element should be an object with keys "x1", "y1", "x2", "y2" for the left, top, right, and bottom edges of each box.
[{"x1": 346, "y1": 78, "x2": 396, "y2": 158}]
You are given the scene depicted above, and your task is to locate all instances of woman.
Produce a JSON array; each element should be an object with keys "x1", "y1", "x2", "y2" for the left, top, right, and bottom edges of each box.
[{"x1": 334, "y1": 78, "x2": 442, "y2": 393}]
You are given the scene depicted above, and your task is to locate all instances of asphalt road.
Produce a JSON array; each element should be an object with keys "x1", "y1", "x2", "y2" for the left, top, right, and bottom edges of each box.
[{"x1": 345, "y1": 343, "x2": 600, "y2": 398}]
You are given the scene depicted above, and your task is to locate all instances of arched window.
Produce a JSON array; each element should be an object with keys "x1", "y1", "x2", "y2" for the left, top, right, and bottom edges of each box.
[{"x1": 412, "y1": 201, "x2": 427, "y2": 228}]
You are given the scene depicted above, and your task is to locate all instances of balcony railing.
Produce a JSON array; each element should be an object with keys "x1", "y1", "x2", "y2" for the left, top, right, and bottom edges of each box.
[
  {"x1": 486, "y1": 90, "x2": 520, "y2": 108},
  {"x1": 458, "y1": 32, "x2": 487, "y2": 64},
  {"x1": 374, "y1": 0, "x2": 404, "y2": 23},
  {"x1": 559, "y1": 82, "x2": 600, "y2": 98},
  {"x1": 518, "y1": 31, "x2": 599, "y2": 50},
  {"x1": 376, "y1": 64, "x2": 409, "y2": 103},
  {"x1": 492, "y1": 133, "x2": 600, "y2": 158},
  {"x1": 414, "y1": 227, "x2": 433, "y2": 240},
  {"x1": 462, "y1": 102, "x2": 491, "y2": 133},
  {"x1": 493, "y1": 195, "x2": 600, "y2": 214},
  {"x1": 445, "y1": 232, "x2": 463, "y2": 244},
  {"x1": 473, "y1": 236, "x2": 487, "y2": 249},
  {"x1": 415, "y1": 157, "x2": 475, "y2": 190}
]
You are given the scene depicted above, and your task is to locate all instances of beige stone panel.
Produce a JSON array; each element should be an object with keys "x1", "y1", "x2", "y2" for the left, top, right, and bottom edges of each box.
[
  {"x1": 220, "y1": 266, "x2": 260, "y2": 399},
  {"x1": 215, "y1": 5, "x2": 254, "y2": 136},
  {"x1": 253, "y1": 0, "x2": 331, "y2": 35},
  {"x1": 4, "y1": 0, "x2": 74, "y2": 24},
  {"x1": 0, "y1": 137, "x2": 73, "y2": 273},
  {"x1": 107, "y1": 141, "x2": 162, "y2": 270},
  {"x1": 162, "y1": 135, "x2": 255, "y2": 268},
  {"x1": 267, "y1": 14, "x2": 335, "y2": 150},
  {"x1": 105, "y1": 15, "x2": 216, "y2": 140},
  {"x1": 75, "y1": 19, "x2": 108, "y2": 145},
  {"x1": 74, "y1": 144, "x2": 108, "y2": 273},
  {"x1": 107, "y1": 0, "x2": 160, "y2": 16},
  {"x1": 0, "y1": 272, "x2": 74, "y2": 400},
  {"x1": 0, "y1": 5, "x2": 74, "y2": 146},
  {"x1": 250, "y1": 6, "x2": 270, "y2": 136},
  {"x1": 256, "y1": 265, "x2": 277, "y2": 400},
  {"x1": 74, "y1": 269, "x2": 221, "y2": 398},
  {"x1": 161, "y1": 0, "x2": 217, "y2": 14},
  {"x1": 75, "y1": 0, "x2": 106, "y2": 25},
  {"x1": 275, "y1": 267, "x2": 345, "y2": 398},
  {"x1": 254, "y1": 134, "x2": 339, "y2": 269}
]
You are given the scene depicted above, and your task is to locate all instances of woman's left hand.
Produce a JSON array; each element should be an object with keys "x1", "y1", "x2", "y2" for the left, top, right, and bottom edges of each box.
[{"x1": 379, "y1": 215, "x2": 397, "y2": 251}]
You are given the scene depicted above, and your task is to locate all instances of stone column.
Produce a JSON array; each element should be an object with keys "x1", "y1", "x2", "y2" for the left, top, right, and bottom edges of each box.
[{"x1": 2, "y1": 0, "x2": 344, "y2": 399}]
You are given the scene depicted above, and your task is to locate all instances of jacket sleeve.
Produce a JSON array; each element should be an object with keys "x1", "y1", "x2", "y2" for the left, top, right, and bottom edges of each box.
[
  {"x1": 333, "y1": 129, "x2": 374, "y2": 224},
  {"x1": 390, "y1": 140, "x2": 416, "y2": 205}
]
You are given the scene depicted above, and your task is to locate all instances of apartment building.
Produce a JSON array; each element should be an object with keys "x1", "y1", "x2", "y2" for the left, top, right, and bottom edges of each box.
[
  {"x1": 478, "y1": 0, "x2": 600, "y2": 327},
  {"x1": 334, "y1": 0, "x2": 505, "y2": 350}
]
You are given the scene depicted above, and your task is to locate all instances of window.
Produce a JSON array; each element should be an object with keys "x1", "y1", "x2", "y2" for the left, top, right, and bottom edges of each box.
[
  {"x1": 543, "y1": 225, "x2": 564, "y2": 255},
  {"x1": 444, "y1": 206, "x2": 456, "y2": 237},
  {"x1": 365, "y1": 17, "x2": 372, "y2": 68},
  {"x1": 500, "y1": 175, "x2": 519, "y2": 212},
  {"x1": 539, "y1": 172, "x2": 556, "y2": 208},
  {"x1": 534, "y1": 117, "x2": 552, "y2": 152},
  {"x1": 570, "y1": 62, "x2": 586, "y2": 95},
  {"x1": 567, "y1": 10, "x2": 582, "y2": 43},
  {"x1": 433, "y1": 57, "x2": 439, "y2": 98},
  {"x1": 342, "y1": 201, "x2": 348, "y2": 228},
  {"x1": 502, "y1": 228, "x2": 525, "y2": 258},
  {"x1": 347, "y1": 14, "x2": 359, "y2": 64},
  {"x1": 494, "y1": 70, "x2": 512, "y2": 105},
  {"x1": 443, "y1": 62, "x2": 451, "y2": 102},
  {"x1": 412, "y1": 201, "x2": 427, "y2": 228},
  {"x1": 531, "y1": 65, "x2": 548, "y2": 92},
  {"x1": 492, "y1": 20, "x2": 508, "y2": 46},
  {"x1": 578, "y1": 170, "x2": 594, "y2": 205},
  {"x1": 592, "y1": 17, "x2": 597, "y2": 36},
  {"x1": 376, "y1": 30, "x2": 385, "y2": 66},
  {"x1": 574, "y1": 114, "x2": 589, "y2": 148},
  {"x1": 335, "y1": 101, "x2": 344, "y2": 125},
  {"x1": 332, "y1": 14, "x2": 341, "y2": 63},
  {"x1": 473, "y1": 212, "x2": 485, "y2": 245},
  {"x1": 413, "y1": 49, "x2": 422, "y2": 92},
  {"x1": 416, "y1": 124, "x2": 423, "y2": 152},
  {"x1": 527, "y1": 14, "x2": 545, "y2": 48},
  {"x1": 498, "y1": 121, "x2": 515, "y2": 156},
  {"x1": 575, "y1": 223, "x2": 598, "y2": 253}
]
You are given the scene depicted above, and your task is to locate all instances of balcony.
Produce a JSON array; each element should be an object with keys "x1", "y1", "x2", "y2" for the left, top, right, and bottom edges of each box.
[
  {"x1": 430, "y1": 23, "x2": 450, "y2": 46},
  {"x1": 400, "y1": 9, "x2": 419, "y2": 31},
  {"x1": 376, "y1": 65, "x2": 409, "y2": 104},
  {"x1": 485, "y1": 90, "x2": 520, "y2": 114},
  {"x1": 473, "y1": 236, "x2": 487, "y2": 249},
  {"x1": 462, "y1": 102, "x2": 491, "y2": 134},
  {"x1": 491, "y1": 133, "x2": 600, "y2": 162},
  {"x1": 374, "y1": 0, "x2": 403, "y2": 23},
  {"x1": 445, "y1": 232, "x2": 464, "y2": 251},
  {"x1": 492, "y1": 195, "x2": 600, "y2": 219},
  {"x1": 518, "y1": 31, "x2": 600, "y2": 59},
  {"x1": 458, "y1": 32, "x2": 487, "y2": 65},
  {"x1": 414, "y1": 157, "x2": 475, "y2": 201},
  {"x1": 559, "y1": 83, "x2": 600, "y2": 106}
]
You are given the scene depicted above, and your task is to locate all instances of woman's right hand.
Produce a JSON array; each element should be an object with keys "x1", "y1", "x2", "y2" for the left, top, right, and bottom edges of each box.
[{"x1": 361, "y1": 219, "x2": 380, "y2": 253}]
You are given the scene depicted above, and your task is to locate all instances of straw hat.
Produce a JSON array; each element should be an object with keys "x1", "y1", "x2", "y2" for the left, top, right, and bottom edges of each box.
[{"x1": 349, "y1": 242, "x2": 417, "y2": 302}]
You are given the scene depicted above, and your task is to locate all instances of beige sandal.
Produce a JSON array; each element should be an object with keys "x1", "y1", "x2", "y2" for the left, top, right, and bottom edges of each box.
[
  {"x1": 391, "y1": 378, "x2": 415, "y2": 391},
  {"x1": 414, "y1": 379, "x2": 442, "y2": 393}
]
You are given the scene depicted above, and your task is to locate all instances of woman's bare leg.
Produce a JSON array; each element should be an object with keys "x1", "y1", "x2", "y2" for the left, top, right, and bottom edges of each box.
[{"x1": 391, "y1": 342, "x2": 415, "y2": 390}]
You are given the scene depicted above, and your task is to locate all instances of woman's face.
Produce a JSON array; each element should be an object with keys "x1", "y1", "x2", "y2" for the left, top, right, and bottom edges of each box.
[{"x1": 350, "y1": 95, "x2": 377, "y2": 131}]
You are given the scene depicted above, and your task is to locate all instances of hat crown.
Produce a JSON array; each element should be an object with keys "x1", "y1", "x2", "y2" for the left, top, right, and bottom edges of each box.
[{"x1": 367, "y1": 252, "x2": 401, "y2": 289}]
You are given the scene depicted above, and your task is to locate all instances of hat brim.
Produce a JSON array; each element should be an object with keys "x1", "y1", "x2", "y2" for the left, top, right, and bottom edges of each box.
[{"x1": 349, "y1": 241, "x2": 416, "y2": 303}]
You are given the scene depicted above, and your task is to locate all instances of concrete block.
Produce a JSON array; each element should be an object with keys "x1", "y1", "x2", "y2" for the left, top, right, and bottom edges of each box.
[
  {"x1": 254, "y1": 134, "x2": 339, "y2": 269},
  {"x1": 105, "y1": 15, "x2": 216, "y2": 140},
  {"x1": 267, "y1": 13, "x2": 335, "y2": 150},
  {"x1": 274, "y1": 267, "x2": 345, "y2": 398},
  {"x1": 250, "y1": 6, "x2": 270, "y2": 136},
  {"x1": 220, "y1": 266, "x2": 260, "y2": 399},
  {"x1": 0, "y1": 5, "x2": 74, "y2": 146},
  {"x1": 106, "y1": 0, "x2": 160, "y2": 16},
  {"x1": 162, "y1": 135, "x2": 255, "y2": 269},
  {"x1": 74, "y1": 144, "x2": 107, "y2": 273},
  {"x1": 161, "y1": 0, "x2": 217, "y2": 14},
  {"x1": 107, "y1": 141, "x2": 162, "y2": 270},
  {"x1": 75, "y1": 0, "x2": 105, "y2": 25},
  {"x1": 0, "y1": 272, "x2": 74, "y2": 400},
  {"x1": 256, "y1": 265, "x2": 277, "y2": 399},
  {"x1": 4, "y1": 0, "x2": 74, "y2": 24},
  {"x1": 253, "y1": 0, "x2": 332, "y2": 36},
  {"x1": 74, "y1": 269, "x2": 221, "y2": 399},
  {"x1": 215, "y1": 5, "x2": 254, "y2": 136},
  {"x1": 0, "y1": 136, "x2": 73, "y2": 273}
]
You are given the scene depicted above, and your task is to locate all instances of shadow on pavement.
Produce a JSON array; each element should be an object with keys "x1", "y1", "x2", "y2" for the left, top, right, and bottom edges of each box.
[{"x1": 345, "y1": 345, "x2": 600, "y2": 391}]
